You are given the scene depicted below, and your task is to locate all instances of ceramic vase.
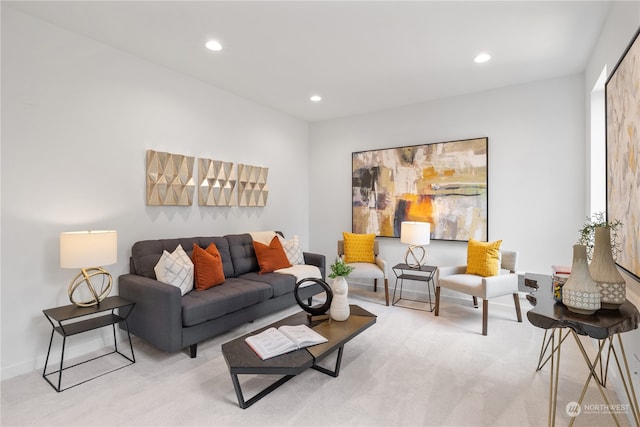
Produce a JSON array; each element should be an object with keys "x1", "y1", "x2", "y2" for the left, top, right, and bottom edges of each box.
[
  {"x1": 329, "y1": 276, "x2": 350, "y2": 321},
  {"x1": 562, "y1": 244, "x2": 600, "y2": 315},
  {"x1": 590, "y1": 226, "x2": 626, "y2": 309}
]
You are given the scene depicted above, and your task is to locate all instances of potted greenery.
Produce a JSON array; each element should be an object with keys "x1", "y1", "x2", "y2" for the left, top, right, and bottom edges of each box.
[
  {"x1": 578, "y1": 211, "x2": 625, "y2": 309},
  {"x1": 578, "y1": 211, "x2": 622, "y2": 261},
  {"x1": 329, "y1": 257, "x2": 355, "y2": 278},
  {"x1": 327, "y1": 258, "x2": 353, "y2": 321}
]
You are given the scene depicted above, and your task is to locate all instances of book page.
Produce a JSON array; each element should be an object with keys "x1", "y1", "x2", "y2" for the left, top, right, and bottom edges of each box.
[
  {"x1": 245, "y1": 327, "x2": 296, "y2": 360},
  {"x1": 278, "y1": 324, "x2": 327, "y2": 348}
]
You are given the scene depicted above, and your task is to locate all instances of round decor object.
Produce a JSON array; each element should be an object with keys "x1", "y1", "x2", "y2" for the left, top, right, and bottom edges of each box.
[
  {"x1": 68, "y1": 267, "x2": 113, "y2": 307},
  {"x1": 294, "y1": 278, "x2": 333, "y2": 316}
]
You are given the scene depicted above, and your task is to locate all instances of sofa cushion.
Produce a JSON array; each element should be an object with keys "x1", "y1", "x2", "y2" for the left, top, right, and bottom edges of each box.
[
  {"x1": 181, "y1": 278, "x2": 273, "y2": 327},
  {"x1": 253, "y1": 236, "x2": 292, "y2": 274},
  {"x1": 239, "y1": 271, "x2": 296, "y2": 297},
  {"x1": 131, "y1": 236, "x2": 235, "y2": 279},
  {"x1": 226, "y1": 234, "x2": 260, "y2": 276},
  {"x1": 278, "y1": 235, "x2": 305, "y2": 265},
  {"x1": 153, "y1": 244, "x2": 194, "y2": 295},
  {"x1": 342, "y1": 232, "x2": 375, "y2": 263},
  {"x1": 466, "y1": 239, "x2": 502, "y2": 277},
  {"x1": 192, "y1": 243, "x2": 225, "y2": 290}
]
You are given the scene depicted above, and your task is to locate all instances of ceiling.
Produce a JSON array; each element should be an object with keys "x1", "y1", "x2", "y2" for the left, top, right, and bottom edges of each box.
[{"x1": 5, "y1": 1, "x2": 613, "y2": 122}]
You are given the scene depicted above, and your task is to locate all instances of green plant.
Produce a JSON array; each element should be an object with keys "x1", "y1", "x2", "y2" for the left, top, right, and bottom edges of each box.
[
  {"x1": 328, "y1": 258, "x2": 355, "y2": 279},
  {"x1": 578, "y1": 211, "x2": 623, "y2": 261}
]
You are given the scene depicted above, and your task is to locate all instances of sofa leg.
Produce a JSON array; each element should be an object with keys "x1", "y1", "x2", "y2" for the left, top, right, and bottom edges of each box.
[
  {"x1": 482, "y1": 300, "x2": 488, "y2": 336},
  {"x1": 189, "y1": 344, "x2": 198, "y2": 358},
  {"x1": 374, "y1": 278, "x2": 378, "y2": 292},
  {"x1": 473, "y1": 296, "x2": 479, "y2": 308},
  {"x1": 434, "y1": 286, "x2": 440, "y2": 316},
  {"x1": 513, "y1": 293, "x2": 523, "y2": 322}
]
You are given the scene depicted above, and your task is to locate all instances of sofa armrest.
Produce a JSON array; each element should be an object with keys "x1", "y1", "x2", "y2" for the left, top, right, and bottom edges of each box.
[
  {"x1": 483, "y1": 273, "x2": 519, "y2": 298},
  {"x1": 303, "y1": 252, "x2": 326, "y2": 279},
  {"x1": 375, "y1": 257, "x2": 388, "y2": 278},
  {"x1": 118, "y1": 274, "x2": 184, "y2": 353}
]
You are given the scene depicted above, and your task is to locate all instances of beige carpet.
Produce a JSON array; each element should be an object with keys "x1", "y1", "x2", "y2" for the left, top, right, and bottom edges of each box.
[{"x1": 1, "y1": 289, "x2": 632, "y2": 426}]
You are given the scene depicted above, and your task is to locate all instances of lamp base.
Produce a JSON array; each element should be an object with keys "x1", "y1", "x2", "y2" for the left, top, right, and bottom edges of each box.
[
  {"x1": 404, "y1": 245, "x2": 426, "y2": 269},
  {"x1": 68, "y1": 267, "x2": 113, "y2": 307}
]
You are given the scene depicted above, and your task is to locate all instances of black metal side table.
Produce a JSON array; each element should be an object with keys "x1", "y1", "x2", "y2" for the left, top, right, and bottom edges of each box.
[
  {"x1": 392, "y1": 263, "x2": 437, "y2": 311},
  {"x1": 42, "y1": 295, "x2": 136, "y2": 392}
]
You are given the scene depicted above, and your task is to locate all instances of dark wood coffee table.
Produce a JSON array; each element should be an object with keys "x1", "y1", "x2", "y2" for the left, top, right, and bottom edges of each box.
[{"x1": 222, "y1": 304, "x2": 376, "y2": 408}]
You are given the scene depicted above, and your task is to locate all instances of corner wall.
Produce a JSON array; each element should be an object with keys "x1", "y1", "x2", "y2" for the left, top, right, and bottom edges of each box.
[
  {"x1": 1, "y1": 8, "x2": 310, "y2": 379},
  {"x1": 583, "y1": 1, "x2": 640, "y2": 419},
  {"x1": 309, "y1": 74, "x2": 586, "y2": 276}
]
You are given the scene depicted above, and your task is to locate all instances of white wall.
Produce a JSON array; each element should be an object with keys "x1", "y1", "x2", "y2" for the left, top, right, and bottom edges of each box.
[
  {"x1": 0, "y1": 8, "x2": 311, "y2": 379},
  {"x1": 309, "y1": 75, "x2": 586, "y2": 278},
  {"x1": 582, "y1": 2, "x2": 640, "y2": 416}
]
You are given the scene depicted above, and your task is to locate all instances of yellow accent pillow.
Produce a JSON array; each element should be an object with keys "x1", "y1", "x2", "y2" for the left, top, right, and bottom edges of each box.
[
  {"x1": 343, "y1": 232, "x2": 375, "y2": 263},
  {"x1": 466, "y1": 239, "x2": 502, "y2": 277}
]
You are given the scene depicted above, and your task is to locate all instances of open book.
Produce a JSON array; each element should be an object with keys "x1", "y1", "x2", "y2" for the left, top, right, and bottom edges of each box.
[{"x1": 245, "y1": 324, "x2": 328, "y2": 360}]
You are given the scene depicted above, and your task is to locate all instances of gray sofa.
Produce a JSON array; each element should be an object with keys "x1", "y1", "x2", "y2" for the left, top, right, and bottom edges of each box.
[{"x1": 118, "y1": 233, "x2": 326, "y2": 357}]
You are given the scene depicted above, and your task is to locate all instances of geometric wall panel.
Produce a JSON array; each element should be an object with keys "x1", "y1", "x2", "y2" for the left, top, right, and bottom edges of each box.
[
  {"x1": 146, "y1": 149, "x2": 195, "y2": 206},
  {"x1": 237, "y1": 164, "x2": 269, "y2": 207},
  {"x1": 198, "y1": 158, "x2": 236, "y2": 206}
]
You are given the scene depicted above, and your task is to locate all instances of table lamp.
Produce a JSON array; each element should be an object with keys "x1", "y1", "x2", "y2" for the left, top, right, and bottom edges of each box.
[
  {"x1": 400, "y1": 221, "x2": 430, "y2": 268},
  {"x1": 60, "y1": 230, "x2": 117, "y2": 307}
]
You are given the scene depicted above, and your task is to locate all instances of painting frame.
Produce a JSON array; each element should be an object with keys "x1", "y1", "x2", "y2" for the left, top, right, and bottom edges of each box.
[
  {"x1": 606, "y1": 26, "x2": 640, "y2": 282},
  {"x1": 352, "y1": 137, "x2": 488, "y2": 242}
]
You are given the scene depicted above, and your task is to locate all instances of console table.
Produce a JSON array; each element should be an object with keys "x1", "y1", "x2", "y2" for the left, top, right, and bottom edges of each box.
[
  {"x1": 527, "y1": 283, "x2": 640, "y2": 426},
  {"x1": 392, "y1": 263, "x2": 437, "y2": 311},
  {"x1": 42, "y1": 296, "x2": 136, "y2": 392}
]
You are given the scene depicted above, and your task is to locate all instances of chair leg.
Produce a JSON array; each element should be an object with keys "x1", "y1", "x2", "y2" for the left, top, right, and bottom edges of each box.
[
  {"x1": 472, "y1": 296, "x2": 479, "y2": 308},
  {"x1": 373, "y1": 278, "x2": 378, "y2": 292},
  {"x1": 482, "y1": 299, "x2": 488, "y2": 336},
  {"x1": 513, "y1": 293, "x2": 523, "y2": 322},
  {"x1": 435, "y1": 286, "x2": 440, "y2": 316},
  {"x1": 384, "y1": 278, "x2": 389, "y2": 306}
]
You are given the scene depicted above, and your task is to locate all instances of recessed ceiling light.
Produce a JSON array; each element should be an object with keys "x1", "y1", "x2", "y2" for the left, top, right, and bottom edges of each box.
[
  {"x1": 310, "y1": 95, "x2": 322, "y2": 102},
  {"x1": 474, "y1": 53, "x2": 491, "y2": 63},
  {"x1": 205, "y1": 40, "x2": 223, "y2": 52}
]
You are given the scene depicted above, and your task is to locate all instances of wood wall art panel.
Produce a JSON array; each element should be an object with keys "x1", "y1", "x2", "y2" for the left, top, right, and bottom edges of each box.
[{"x1": 146, "y1": 149, "x2": 195, "y2": 206}]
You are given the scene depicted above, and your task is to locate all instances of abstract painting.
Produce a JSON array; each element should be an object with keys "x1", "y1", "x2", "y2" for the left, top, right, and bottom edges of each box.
[
  {"x1": 352, "y1": 137, "x2": 488, "y2": 241},
  {"x1": 606, "y1": 27, "x2": 640, "y2": 281}
]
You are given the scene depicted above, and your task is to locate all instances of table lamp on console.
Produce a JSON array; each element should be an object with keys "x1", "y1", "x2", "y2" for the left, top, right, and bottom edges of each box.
[
  {"x1": 400, "y1": 221, "x2": 431, "y2": 268},
  {"x1": 60, "y1": 230, "x2": 117, "y2": 307}
]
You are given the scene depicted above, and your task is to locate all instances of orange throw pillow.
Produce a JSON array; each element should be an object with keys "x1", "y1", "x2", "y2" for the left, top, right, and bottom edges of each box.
[
  {"x1": 192, "y1": 243, "x2": 225, "y2": 290},
  {"x1": 253, "y1": 236, "x2": 292, "y2": 275}
]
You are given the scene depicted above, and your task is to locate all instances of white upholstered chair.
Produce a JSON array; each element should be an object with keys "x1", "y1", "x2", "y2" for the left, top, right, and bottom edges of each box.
[
  {"x1": 338, "y1": 239, "x2": 389, "y2": 306},
  {"x1": 435, "y1": 250, "x2": 522, "y2": 335}
]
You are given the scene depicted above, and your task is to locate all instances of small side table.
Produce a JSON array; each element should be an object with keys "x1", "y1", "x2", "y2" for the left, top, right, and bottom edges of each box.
[
  {"x1": 42, "y1": 296, "x2": 136, "y2": 392},
  {"x1": 392, "y1": 263, "x2": 437, "y2": 312},
  {"x1": 527, "y1": 288, "x2": 640, "y2": 426}
]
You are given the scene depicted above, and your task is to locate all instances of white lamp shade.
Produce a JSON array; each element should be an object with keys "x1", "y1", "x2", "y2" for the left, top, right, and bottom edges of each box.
[
  {"x1": 60, "y1": 230, "x2": 117, "y2": 268},
  {"x1": 400, "y1": 222, "x2": 431, "y2": 245}
]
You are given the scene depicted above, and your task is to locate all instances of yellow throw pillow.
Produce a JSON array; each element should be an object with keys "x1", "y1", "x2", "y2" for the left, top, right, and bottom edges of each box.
[
  {"x1": 343, "y1": 232, "x2": 375, "y2": 263},
  {"x1": 466, "y1": 239, "x2": 502, "y2": 277}
]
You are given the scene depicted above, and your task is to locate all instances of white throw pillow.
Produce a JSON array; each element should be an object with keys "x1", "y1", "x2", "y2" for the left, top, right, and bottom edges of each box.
[
  {"x1": 278, "y1": 235, "x2": 305, "y2": 265},
  {"x1": 154, "y1": 244, "x2": 194, "y2": 295}
]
